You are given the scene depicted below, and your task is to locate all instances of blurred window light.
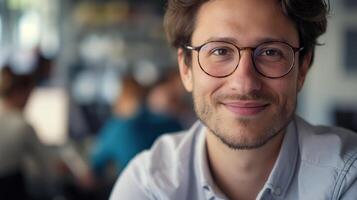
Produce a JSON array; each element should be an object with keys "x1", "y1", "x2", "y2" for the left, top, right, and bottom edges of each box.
[
  {"x1": 8, "y1": 0, "x2": 24, "y2": 10},
  {"x1": 133, "y1": 60, "x2": 159, "y2": 86},
  {"x1": 80, "y1": 34, "x2": 126, "y2": 66},
  {"x1": 72, "y1": 70, "x2": 100, "y2": 104},
  {"x1": 8, "y1": 0, "x2": 40, "y2": 10},
  {"x1": 18, "y1": 10, "x2": 41, "y2": 49},
  {"x1": 99, "y1": 68, "x2": 120, "y2": 104},
  {"x1": 39, "y1": 0, "x2": 60, "y2": 58},
  {"x1": 9, "y1": 49, "x2": 36, "y2": 74},
  {"x1": 24, "y1": 87, "x2": 69, "y2": 146},
  {"x1": 40, "y1": 28, "x2": 60, "y2": 58}
]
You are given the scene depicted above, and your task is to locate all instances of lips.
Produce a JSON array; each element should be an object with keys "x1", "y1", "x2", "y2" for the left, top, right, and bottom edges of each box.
[{"x1": 221, "y1": 101, "x2": 270, "y2": 116}]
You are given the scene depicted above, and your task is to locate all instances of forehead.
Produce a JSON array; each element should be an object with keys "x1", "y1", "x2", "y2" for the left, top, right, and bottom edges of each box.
[{"x1": 192, "y1": 0, "x2": 299, "y2": 47}]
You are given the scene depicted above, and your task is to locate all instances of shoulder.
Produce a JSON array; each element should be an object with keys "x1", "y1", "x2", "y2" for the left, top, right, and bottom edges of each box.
[
  {"x1": 110, "y1": 121, "x2": 203, "y2": 199},
  {"x1": 296, "y1": 116, "x2": 357, "y2": 167},
  {"x1": 295, "y1": 116, "x2": 357, "y2": 197}
]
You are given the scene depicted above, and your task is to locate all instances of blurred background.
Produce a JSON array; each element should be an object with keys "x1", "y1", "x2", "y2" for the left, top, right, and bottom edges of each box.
[{"x1": 0, "y1": 0, "x2": 356, "y2": 199}]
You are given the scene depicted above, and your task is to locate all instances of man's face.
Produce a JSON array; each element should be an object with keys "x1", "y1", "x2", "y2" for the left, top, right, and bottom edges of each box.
[{"x1": 178, "y1": 0, "x2": 310, "y2": 149}]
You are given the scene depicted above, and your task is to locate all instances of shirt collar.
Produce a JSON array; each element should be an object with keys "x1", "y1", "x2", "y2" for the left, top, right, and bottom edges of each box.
[
  {"x1": 259, "y1": 118, "x2": 299, "y2": 199},
  {"x1": 194, "y1": 119, "x2": 299, "y2": 199},
  {"x1": 195, "y1": 121, "x2": 228, "y2": 199}
]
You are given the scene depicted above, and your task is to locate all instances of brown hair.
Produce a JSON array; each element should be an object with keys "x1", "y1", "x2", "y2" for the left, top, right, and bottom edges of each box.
[
  {"x1": 0, "y1": 66, "x2": 36, "y2": 97},
  {"x1": 164, "y1": 0, "x2": 329, "y2": 67}
]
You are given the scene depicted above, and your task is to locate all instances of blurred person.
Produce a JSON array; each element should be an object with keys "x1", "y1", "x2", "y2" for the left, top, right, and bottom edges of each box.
[
  {"x1": 111, "y1": 0, "x2": 357, "y2": 199},
  {"x1": 90, "y1": 74, "x2": 182, "y2": 179},
  {"x1": 147, "y1": 68, "x2": 195, "y2": 128},
  {"x1": 0, "y1": 64, "x2": 47, "y2": 199}
]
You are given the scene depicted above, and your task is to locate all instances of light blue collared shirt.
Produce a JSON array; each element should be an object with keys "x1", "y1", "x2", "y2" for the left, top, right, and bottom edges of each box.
[{"x1": 110, "y1": 116, "x2": 357, "y2": 199}]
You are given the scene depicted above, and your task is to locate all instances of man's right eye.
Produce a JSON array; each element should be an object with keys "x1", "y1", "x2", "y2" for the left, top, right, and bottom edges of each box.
[{"x1": 210, "y1": 47, "x2": 232, "y2": 56}]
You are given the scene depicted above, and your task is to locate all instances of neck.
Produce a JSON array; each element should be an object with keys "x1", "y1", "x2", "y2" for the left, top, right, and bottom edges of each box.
[{"x1": 206, "y1": 129, "x2": 285, "y2": 200}]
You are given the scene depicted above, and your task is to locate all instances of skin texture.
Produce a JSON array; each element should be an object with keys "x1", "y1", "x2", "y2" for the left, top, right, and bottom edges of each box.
[{"x1": 177, "y1": 0, "x2": 312, "y2": 199}]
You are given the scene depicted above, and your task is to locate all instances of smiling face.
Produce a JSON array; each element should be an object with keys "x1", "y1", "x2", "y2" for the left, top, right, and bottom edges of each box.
[{"x1": 178, "y1": 0, "x2": 311, "y2": 149}]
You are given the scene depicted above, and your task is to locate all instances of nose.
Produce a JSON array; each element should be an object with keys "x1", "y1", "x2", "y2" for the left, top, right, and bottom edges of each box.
[{"x1": 227, "y1": 49, "x2": 262, "y2": 93}]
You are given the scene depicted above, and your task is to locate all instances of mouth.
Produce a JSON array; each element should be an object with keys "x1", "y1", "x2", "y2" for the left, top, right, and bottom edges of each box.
[{"x1": 221, "y1": 101, "x2": 270, "y2": 117}]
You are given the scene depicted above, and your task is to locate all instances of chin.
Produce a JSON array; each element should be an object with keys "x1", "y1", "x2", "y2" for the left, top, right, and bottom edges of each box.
[
  {"x1": 207, "y1": 113, "x2": 284, "y2": 150},
  {"x1": 215, "y1": 126, "x2": 282, "y2": 150}
]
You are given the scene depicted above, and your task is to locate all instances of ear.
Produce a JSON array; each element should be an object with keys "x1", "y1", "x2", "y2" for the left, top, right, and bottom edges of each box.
[
  {"x1": 297, "y1": 51, "x2": 312, "y2": 92},
  {"x1": 178, "y1": 48, "x2": 193, "y2": 92}
]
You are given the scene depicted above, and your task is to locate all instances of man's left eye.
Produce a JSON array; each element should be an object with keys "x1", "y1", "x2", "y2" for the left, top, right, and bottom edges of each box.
[{"x1": 260, "y1": 49, "x2": 282, "y2": 57}]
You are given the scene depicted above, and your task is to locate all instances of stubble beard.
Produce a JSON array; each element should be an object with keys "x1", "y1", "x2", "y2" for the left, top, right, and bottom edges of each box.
[{"x1": 193, "y1": 90, "x2": 296, "y2": 150}]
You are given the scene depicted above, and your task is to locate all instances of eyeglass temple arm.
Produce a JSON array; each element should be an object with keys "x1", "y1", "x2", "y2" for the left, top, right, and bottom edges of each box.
[
  {"x1": 184, "y1": 45, "x2": 200, "y2": 51},
  {"x1": 296, "y1": 47, "x2": 304, "y2": 52}
]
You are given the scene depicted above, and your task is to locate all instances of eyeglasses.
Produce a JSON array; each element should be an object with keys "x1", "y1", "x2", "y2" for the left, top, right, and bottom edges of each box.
[{"x1": 185, "y1": 41, "x2": 304, "y2": 79}]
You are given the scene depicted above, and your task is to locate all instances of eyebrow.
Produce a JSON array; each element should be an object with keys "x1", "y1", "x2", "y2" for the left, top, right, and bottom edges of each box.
[
  {"x1": 204, "y1": 36, "x2": 239, "y2": 44},
  {"x1": 202, "y1": 36, "x2": 293, "y2": 46}
]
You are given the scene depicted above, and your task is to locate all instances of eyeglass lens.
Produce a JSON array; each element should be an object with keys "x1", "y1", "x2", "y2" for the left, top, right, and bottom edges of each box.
[{"x1": 198, "y1": 41, "x2": 295, "y2": 78}]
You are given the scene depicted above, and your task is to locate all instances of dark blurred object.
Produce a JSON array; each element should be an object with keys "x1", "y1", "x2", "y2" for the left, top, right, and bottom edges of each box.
[
  {"x1": 0, "y1": 172, "x2": 27, "y2": 200},
  {"x1": 344, "y1": 0, "x2": 357, "y2": 7},
  {"x1": 0, "y1": 66, "x2": 36, "y2": 105},
  {"x1": 34, "y1": 51, "x2": 54, "y2": 86},
  {"x1": 344, "y1": 29, "x2": 357, "y2": 73},
  {"x1": 334, "y1": 107, "x2": 357, "y2": 132}
]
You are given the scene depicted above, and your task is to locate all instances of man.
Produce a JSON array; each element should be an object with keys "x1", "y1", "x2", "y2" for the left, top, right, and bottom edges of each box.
[{"x1": 110, "y1": 0, "x2": 357, "y2": 199}]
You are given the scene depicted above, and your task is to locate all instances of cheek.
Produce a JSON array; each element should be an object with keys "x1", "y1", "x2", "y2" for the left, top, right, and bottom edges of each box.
[
  {"x1": 193, "y1": 68, "x2": 224, "y2": 101},
  {"x1": 268, "y1": 74, "x2": 299, "y2": 111}
]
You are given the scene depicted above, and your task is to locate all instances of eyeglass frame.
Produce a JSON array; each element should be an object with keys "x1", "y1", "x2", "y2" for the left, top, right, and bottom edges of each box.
[{"x1": 184, "y1": 40, "x2": 304, "y2": 79}]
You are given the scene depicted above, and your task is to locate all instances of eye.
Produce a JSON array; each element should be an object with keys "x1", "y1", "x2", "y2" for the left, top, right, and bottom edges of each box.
[
  {"x1": 210, "y1": 47, "x2": 234, "y2": 57},
  {"x1": 212, "y1": 48, "x2": 229, "y2": 56},
  {"x1": 260, "y1": 48, "x2": 282, "y2": 57},
  {"x1": 201, "y1": 42, "x2": 236, "y2": 62}
]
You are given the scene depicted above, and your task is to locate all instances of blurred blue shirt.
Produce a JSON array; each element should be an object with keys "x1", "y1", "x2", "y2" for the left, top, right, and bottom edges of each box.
[{"x1": 91, "y1": 105, "x2": 183, "y2": 175}]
